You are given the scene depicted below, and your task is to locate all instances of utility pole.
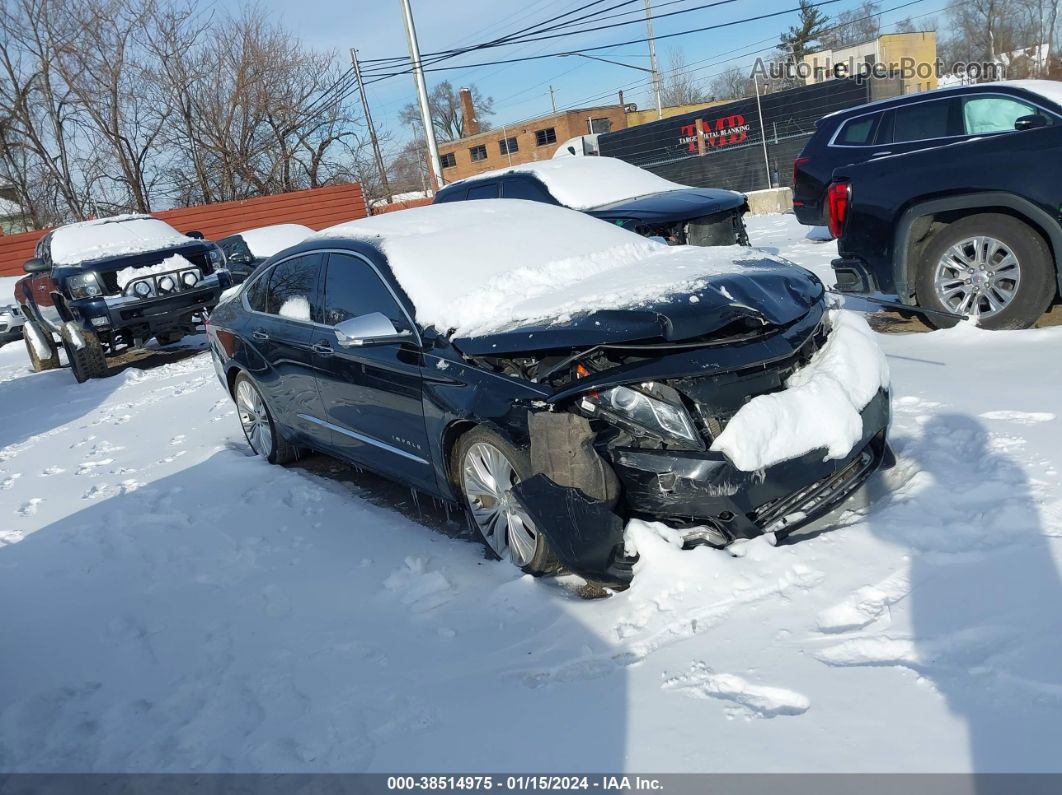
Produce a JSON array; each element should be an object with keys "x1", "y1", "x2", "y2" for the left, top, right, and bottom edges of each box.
[
  {"x1": 643, "y1": 0, "x2": 663, "y2": 120},
  {"x1": 754, "y1": 75, "x2": 772, "y2": 189},
  {"x1": 549, "y1": 85, "x2": 557, "y2": 113},
  {"x1": 351, "y1": 48, "x2": 392, "y2": 202},
  {"x1": 400, "y1": 0, "x2": 444, "y2": 189}
]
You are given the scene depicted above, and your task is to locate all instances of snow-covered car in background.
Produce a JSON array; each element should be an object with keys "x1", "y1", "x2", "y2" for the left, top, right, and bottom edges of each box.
[
  {"x1": 434, "y1": 156, "x2": 750, "y2": 247},
  {"x1": 15, "y1": 214, "x2": 231, "y2": 382},
  {"x1": 0, "y1": 304, "x2": 26, "y2": 346},
  {"x1": 207, "y1": 201, "x2": 892, "y2": 586},
  {"x1": 215, "y1": 223, "x2": 314, "y2": 284}
]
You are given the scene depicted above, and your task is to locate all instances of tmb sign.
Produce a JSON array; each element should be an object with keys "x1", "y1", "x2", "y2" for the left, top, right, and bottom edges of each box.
[{"x1": 679, "y1": 114, "x2": 751, "y2": 152}]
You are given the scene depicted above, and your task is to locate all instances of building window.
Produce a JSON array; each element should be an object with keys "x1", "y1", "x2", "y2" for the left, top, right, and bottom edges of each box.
[
  {"x1": 440, "y1": 152, "x2": 456, "y2": 168},
  {"x1": 589, "y1": 117, "x2": 612, "y2": 134},
  {"x1": 469, "y1": 144, "x2": 488, "y2": 162},
  {"x1": 534, "y1": 127, "x2": 557, "y2": 146},
  {"x1": 499, "y1": 137, "x2": 519, "y2": 155}
]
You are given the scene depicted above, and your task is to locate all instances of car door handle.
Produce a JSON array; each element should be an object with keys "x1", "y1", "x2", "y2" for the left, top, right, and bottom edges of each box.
[
  {"x1": 251, "y1": 330, "x2": 269, "y2": 341},
  {"x1": 872, "y1": 150, "x2": 892, "y2": 157},
  {"x1": 312, "y1": 342, "x2": 334, "y2": 355}
]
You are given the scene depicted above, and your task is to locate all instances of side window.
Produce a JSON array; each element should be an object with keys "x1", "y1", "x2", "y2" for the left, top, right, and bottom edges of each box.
[
  {"x1": 890, "y1": 99, "x2": 954, "y2": 143},
  {"x1": 501, "y1": 178, "x2": 555, "y2": 203},
  {"x1": 323, "y1": 254, "x2": 409, "y2": 331},
  {"x1": 264, "y1": 254, "x2": 321, "y2": 321},
  {"x1": 245, "y1": 270, "x2": 269, "y2": 312},
  {"x1": 835, "y1": 114, "x2": 877, "y2": 145},
  {"x1": 434, "y1": 187, "x2": 465, "y2": 203},
  {"x1": 963, "y1": 95, "x2": 1044, "y2": 134},
  {"x1": 466, "y1": 182, "x2": 500, "y2": 200}
]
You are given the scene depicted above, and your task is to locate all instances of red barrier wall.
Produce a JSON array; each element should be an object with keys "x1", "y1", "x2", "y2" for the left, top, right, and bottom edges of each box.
[{"x1": 0, "y1": 182, "x2": 367, "y2": 279}]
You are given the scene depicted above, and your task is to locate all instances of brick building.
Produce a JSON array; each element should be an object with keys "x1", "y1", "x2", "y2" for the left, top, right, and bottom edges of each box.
[{"x1": 437, "y1": 89, "x2": 627, "y2": 182}]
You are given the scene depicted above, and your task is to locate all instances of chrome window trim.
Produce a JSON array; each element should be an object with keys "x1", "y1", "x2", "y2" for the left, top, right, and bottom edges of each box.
[
  {"x1": 826, "y1": 90, "x2": 1060, "y2": 149},
  {"x1": 241, "y1": 248, "x2": 423, "y2": 348},
  {"x1": 297, "y1": 413, "x2": 429, "y2": 465}
]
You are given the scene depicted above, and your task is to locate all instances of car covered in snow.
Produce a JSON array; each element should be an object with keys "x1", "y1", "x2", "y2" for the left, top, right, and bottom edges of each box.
[
  {"x1": 206, "y1": 200, "x2": 891, "y2": 585},
  {"x1": 433, "y1": 156, "x2": 750, "y2": 247},
  {"x1": 0, "y1": 304, "x2": 25, "y2": 347},
  {"x1": 15, "y1": 214, "x2": 231, "y2": 382},
  {"x1": 215, "y1": 223, "x2": 314, "y2": 283}
]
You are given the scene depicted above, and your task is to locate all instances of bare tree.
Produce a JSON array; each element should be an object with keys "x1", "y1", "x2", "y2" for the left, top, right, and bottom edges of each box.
[
  {"x1": 708, "y1": 66, "x2": 753, "y2": 101},
  {"x1": 659, "y1": 49, "x2": 709, "y2": 107},
  {"x1": 820, "y1": 1, "x2": 882, "y2": 49},
  {"x1": 399, "y1": 80, "x2": 493, "y2": 142}
]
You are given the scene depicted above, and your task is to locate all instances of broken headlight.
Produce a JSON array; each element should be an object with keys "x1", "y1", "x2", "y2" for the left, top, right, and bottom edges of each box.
[
  {"x1": 66, "y1": 272, "x2": 104, "y2": 299},
  {"x1": 580, "y1": 382, "x2": 702, "y2": 448}
]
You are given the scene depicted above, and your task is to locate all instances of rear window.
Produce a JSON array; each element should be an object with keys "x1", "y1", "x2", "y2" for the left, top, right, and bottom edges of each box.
[
  {"x1": 890, "y1": 100, "x2": 953, "y2": 143},
  {"x1": 835, "y1": 115, "x2": 877, "y2": 145}
]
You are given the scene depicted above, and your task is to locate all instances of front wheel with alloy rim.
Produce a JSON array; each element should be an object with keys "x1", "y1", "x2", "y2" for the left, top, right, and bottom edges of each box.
[
  {"x1": 915, "y1": 213, "x2": 1055, "y2": 330},
  {"x1": 233, "y1": 373, "x2": 297, "y2": 464},
  {"x1": 453, "y1": 427, "x2": 562, "y2": 576}
]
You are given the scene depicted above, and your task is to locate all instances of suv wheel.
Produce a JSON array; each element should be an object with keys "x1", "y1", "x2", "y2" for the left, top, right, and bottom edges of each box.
[
  {"x1": 22, "y1": 317, "x2": 60, "y2": 372},
  {"x1": 60, "y1": 322, "x2": 108, "y2": 382},
  {"x1": 453, "y1": 426, "x2": 561, "y2": 576},
  {"x1": 915, "y1": 213, "x2": 1055, "y2": 330},
  {"x1": 233, "y1": 373, "x2": 297, "y2": 464}
]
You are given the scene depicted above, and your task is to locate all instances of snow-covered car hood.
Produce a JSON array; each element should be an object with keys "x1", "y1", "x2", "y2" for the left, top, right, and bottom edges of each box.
[{"x1": 452, "y1": 261, "x2": 824, "y2": 356}]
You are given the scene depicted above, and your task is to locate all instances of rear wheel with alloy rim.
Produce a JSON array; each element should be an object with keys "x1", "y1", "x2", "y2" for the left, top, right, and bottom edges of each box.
[
  {"x1": 233, "y1": 373, "x2": 297, "y2": 464},
  {"x1": 915, "y1": 213, "x2": 1055, "y2": 330},
  {"x1": 453, "y1": 427, "x2": 561, "y2": 576}
]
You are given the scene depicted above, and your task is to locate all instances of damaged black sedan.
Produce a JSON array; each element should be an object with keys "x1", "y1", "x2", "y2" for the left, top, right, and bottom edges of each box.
[{"x1": 206, "y1": 200, "x2": 891, "y2": 586}]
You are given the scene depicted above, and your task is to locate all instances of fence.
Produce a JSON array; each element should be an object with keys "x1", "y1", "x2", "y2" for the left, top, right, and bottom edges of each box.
[
  {"x1": 598, "y1": 77, "x2": 898, "y2": 194},
  {"x1": 0, "y1": 183, "x2": 367, "y2": 280}
]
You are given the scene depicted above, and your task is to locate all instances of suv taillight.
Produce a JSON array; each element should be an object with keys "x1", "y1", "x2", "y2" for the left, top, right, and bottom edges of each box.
[
  {"x1": 793, "y1": 156, "x2": 811, "y2": 186},
  {"x1": 826, "y1": 181, "x2": 850, "y2": 239}
]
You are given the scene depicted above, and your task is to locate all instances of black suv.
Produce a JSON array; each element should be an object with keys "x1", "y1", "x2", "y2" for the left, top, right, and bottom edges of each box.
[
  {"x1": 827, "y1": 109, "x2": 1061, "y2": 329},
  {"x1": 15, "y1": 215, "x2": 231, "y2": 381},
  {"x1": 793, "y1": 80, "x2": 1062, "y2": 229}
]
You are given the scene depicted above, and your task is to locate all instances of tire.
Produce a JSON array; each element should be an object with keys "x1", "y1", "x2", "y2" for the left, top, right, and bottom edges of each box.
[
  {"x1": 914, "y1": 213, "x2": 1056, "y2": 330},
  {"x1": 233, "y1": 373, "x2": 297, "y2": 464},
  {"x1": 452, "y1": 426, "x2": 562, "y2": 576},
  {"x1": 22, "y1": 318, "x2": 61, "y2": 372},
  {"x1": 60, "y1": 322, "x2": 109, "y2": 383}
]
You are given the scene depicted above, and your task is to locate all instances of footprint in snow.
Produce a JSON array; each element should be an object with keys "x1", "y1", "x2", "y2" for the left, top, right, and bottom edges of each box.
[
  {"x1": 76, "y1": 458, "x2": 114, "y2": 475},
  {"x1": 40, "y1": 466, "x2": 65, "y2": 476},
  {"x1": 663, "y1": 662, "x2": 810, "y2": 718},
  {"x1": 17, "y1": 498, "x2": 42, "y2": 517},
  {"x1": 1, "y1": 474, "x2": 21, "y2": 490}
]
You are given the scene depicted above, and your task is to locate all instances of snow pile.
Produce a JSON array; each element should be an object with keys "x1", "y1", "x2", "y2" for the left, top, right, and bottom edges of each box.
[
  {"x1": 50, "y1": 215, "x2": 193, "y2": 266},
  {"x1": 238, "y1": 224, "x2": 313, "y2": 259},
  {"x1": 278, "y1": 296, "x2": 310, "y2": 322},
  {"x1": 316, "y1": 200, "x2": 788, "y2": 336},
  {"x1": 711, "y1": 310, "x2": 890, "y2": 471},
  {"x1": 116, "y1": 254, "x2": 197, "y2": 290},
  {"x1": 448, "y1": 157, "x2": 690, "y2": 210}
]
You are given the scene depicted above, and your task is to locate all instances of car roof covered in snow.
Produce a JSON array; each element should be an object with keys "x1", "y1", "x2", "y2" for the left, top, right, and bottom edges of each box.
[
  {"x1": 49, "y1": 214, "x2": 194, "y2": 266},
  {"x1": 236, "y1": 223, "x2": 314, "y2": 259},
  {"x1": 314, "y1": 199, "x2": 795, "y2": 337},
  {"x1": 443, "y1": 157, "x2": 691, "y2": 211}
]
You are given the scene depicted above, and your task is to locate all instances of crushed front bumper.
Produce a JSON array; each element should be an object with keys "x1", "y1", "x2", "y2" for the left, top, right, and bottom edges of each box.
[{"x1": 610, "y1": 389, "x2": 892, "y2": 540}]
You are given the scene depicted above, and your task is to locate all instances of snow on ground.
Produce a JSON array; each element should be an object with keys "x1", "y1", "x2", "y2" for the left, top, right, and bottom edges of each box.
[{"x1": 1, "y1": 217, "x2": 1061, "y2": 773}]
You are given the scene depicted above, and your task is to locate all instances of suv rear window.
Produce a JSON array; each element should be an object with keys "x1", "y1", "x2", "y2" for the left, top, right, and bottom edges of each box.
[
  {"x1": 890, "y1": 99, "x2": 953, "y2": 143},
  {"x1": 835, "y1": 115, "x2": 877, "y2": 145}
]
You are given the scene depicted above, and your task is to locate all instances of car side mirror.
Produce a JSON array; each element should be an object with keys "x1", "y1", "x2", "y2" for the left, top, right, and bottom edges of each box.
[
  {"x1": 23, "y1": 257, "x2": 49, "y2": 274},
  {"x1": 185, "y1": 230, "x2": 205, "y2": 239},
  {"x1": 1015, "y1": 114, "x2": 1048, "y2": 131},
  {"x1": 334, "y1": 312, "x2": 411, "y2": 347}
]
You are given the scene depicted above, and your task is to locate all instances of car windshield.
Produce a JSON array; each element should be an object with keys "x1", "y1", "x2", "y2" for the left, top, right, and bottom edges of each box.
[
  {"x1": 50, "y1": 215, "x2": 192, "y2": 266},
  {"x1": 453, "y1": 157, "x2": 688, "y2": 211}
]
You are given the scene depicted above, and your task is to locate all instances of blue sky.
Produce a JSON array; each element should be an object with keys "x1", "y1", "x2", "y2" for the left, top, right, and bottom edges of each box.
[{"x1": 225, "y1": 0, "x2": 948, "y2": 144}]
